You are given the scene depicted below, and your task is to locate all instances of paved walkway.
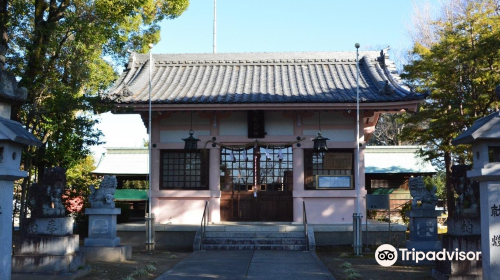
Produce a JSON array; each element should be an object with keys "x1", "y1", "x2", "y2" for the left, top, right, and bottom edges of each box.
[{"x1": 156, "y1": 250, "x2": 335, "y2": 280}]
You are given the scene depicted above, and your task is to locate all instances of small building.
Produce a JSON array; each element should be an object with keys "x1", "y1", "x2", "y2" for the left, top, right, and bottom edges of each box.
[
  {"x1": 107, "y1": 51, "x2": 426, "y2": 224},
  {"x1": 93, "y1": 148, "x2": 149, "y2": 220}
]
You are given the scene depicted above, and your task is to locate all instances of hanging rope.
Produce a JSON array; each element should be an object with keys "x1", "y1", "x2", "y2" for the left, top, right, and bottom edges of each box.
[{"x1": 202, "y1": 137, "x2": 306, "y2": 151}]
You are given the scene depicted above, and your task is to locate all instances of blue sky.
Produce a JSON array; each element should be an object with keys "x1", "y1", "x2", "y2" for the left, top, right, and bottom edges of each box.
[{"x1": 91, "y1": 0, "x2": 419, "y2": 161}]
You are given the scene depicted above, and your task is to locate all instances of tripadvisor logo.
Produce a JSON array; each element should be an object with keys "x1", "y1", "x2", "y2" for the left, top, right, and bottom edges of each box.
[
  {"x1": 375, "y1": 244, "x2": 482, "y2": 266},
  {"x1": 375, "y1": 244, "x2": 398, "y2": 267}
]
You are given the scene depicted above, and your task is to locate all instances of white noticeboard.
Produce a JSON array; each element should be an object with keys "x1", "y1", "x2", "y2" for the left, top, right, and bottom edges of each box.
[{"x1": 316, "y1": 175, "x2": 353, "y2": 189}]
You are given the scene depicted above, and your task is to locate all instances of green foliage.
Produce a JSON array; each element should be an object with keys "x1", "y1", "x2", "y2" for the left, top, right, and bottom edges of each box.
[
  {"x1": 339, "y1": 262, "x2": 353, "y2": 268},
  {"x1": 344, "y1": 268, "x2": 358, "y2": 275},
  {"x1": 423, "y1": 172, "x2": 446, "y2": 200},
  {"x1": 346, "y1": 272, "x2": 362, "y2": 280},
  {"x1": 145, "y1": 264, "x2": 157, "y2": 272},
  {"x1": 400, "y1": 0, "x2": 500, "y2": 213},
  {"x1": 131, "y1": 268, "x2": 148, "y2": 277},
  {"x1": 63, "y1": 156, "x2": 101, "y2": 234},
  {"x1": 399, "y1": 201, "x2": 412, "y2": 226},
  {"x1": 1, "y1": 0, "x2": 189, "y2": 225},
  {"x1": 123, "y1": 180, "x2": 149, "y2": 189}
]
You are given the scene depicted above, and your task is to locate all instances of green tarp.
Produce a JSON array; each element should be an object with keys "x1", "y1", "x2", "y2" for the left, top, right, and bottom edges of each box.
[{"x1": 114, "y1": 189, "x2": 148, "y2": 201}]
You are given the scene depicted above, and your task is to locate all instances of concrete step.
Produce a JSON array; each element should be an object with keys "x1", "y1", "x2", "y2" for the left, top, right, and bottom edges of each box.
[
  {"x1": 207, "y1": 225, "x2": 304, "y2": 232},
  {"x1": 201, "y1": 244, "x2": 307, "y2": 251},
  {"x1": 204, "y1": 231, "x2": 305, "y2": 238},
  {"x1": 203, "y1": 238, "x2": 306, "y2": 245}
]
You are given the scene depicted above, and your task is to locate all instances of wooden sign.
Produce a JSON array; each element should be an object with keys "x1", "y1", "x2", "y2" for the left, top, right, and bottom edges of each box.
[
  {"x1": 316, "y1": 175, "x2": 353, "y2": 189},
  {"x1": 323, "y1": 153, "x2": 352, "y2": 169}
]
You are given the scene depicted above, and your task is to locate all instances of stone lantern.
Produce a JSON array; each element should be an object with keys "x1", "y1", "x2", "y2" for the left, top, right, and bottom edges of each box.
[
  {"x1": 0, "y1": 46, "x2": 42, "y2": 280},
  {"x1": 452, "y1": 110, "x2": 500, "y2": 279}
]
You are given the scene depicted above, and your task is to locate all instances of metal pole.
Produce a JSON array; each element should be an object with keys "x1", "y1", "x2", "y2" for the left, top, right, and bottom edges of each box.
[
  {"x1": 353, "y1": 43, "x2": 362, "y2": 256},
  {"x1": 146, "y1": 43, "x2": 155, "y2": 252},
  {"x1": 213, "y1": 0, "x2": 217, "y2": 53}
]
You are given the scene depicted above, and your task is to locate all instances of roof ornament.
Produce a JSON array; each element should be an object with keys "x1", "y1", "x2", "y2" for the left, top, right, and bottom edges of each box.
[
  {"x1": 377, "y1": 46, "x2": 390, "y2": 68},
  {"x1": 126, "y1": 49, "x2": 136, "y2": 69},
  {"x1": 121, "y1": 85, "x2": 131, "y2": 97},
  {"x1": 379, "y1": 81, "x2": 395, "y2": 95}
]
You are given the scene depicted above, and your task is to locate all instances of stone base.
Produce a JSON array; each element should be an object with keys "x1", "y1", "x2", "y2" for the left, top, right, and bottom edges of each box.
[
  {"x1": 11, "y1": 251, "x2": 85, "y2": 273},
  {"x1": 433, "y1": 234, "x2": 482, "y2": 280},
  {"x1": 431, "y1": 268, "x2": 482, "y2": 280},
  {"x1": 82, "y1": 245, "x2": 132, "y2": 262},
  {"x1": 12, "y1": 266, "x2": 91, "y2": 280},
  {"x1": 14, "y1": 234, "x2": 79, "y2": 256},
  {"x1": 84, "y1": 236, "x2": 120, "y2": 247},
  {"x1": 24, "y1": 217, "x2": 73, "y2": 236}
]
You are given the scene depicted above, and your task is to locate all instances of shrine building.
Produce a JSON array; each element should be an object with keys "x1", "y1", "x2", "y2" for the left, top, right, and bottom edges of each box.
[{"x1": 107, "y1": 51, "x2": 426, "y2": 224}]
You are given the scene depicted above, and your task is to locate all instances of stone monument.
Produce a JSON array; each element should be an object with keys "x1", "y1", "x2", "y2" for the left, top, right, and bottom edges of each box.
[
  {"x1": 11, "y1": 167, "x2": 88, "y2": 279},
  {"x1": 452, "y1": 109, "x2": 500, "y2": 279},
  {"x1": 82, "y1": 175, "x2": 131, "y2": 262},
  {"x1": 0, "y1": 45, "x2": 42, "y2": 280},
  {"x1": 403, "y1": 176, "x2": 442, "y2": 265},
  {"x1": 433, "y1": 165, "x2": 482, "y2": 279}
]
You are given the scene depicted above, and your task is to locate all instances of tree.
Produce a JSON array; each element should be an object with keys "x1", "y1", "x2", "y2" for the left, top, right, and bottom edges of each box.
[
  {"x1": 400, "y1": 0, "x2": 500, "y2": 215},
  {"x1": 0, "y1": 0, "x2": 189, "y2": 230},
  {"x1": 368, "y1": 113, "x2": 414, "y2": 146},
  {"x1": 63, "y1": 156, "x2": 101, "y2": 233}
]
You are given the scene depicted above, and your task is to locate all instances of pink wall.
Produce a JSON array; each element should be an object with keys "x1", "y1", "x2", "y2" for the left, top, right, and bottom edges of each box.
[{"x1": 149, "y1": 111, "x2": 367, "y2": 224}]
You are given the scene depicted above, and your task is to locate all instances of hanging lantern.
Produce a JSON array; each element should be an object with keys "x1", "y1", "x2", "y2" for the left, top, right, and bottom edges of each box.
[
  {"x1": 312, "y1": 111, "x2": 329, "y2": 151},
  {"x1": 278, "y1": 149, "x2": 284, "y2": 162},
  {"x1": 183, "y1": 112, "x2": 200, "y2": 151},
  {"x1": 183, "y1": 130, "x2": 200, "y2": 151},
  {"x1": 312, "y1": 131, "x2": 329, "y2": 151}
]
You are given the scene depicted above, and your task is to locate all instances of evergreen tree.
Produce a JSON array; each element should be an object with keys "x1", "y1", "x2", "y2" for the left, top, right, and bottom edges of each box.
[
  {"x1": 0, "y1": 0, "x2": 189, "y2": 228},
  {"x1": 401, "y1": 0, "x2": 500, "y2": 214}
]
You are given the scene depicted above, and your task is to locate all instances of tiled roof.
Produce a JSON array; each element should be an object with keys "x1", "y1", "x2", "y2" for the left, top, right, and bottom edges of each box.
[
  {"x1": 93, "y1": 148, "x2": 148, "y2": 175},
  {"x1": 0, "y1": 117, "x2": 42, "y2": 147},
  {"x1": 452, "y1": 111, "x2": 500, "y2": 145},
  {"x1": 108, "y1": 51, "x2": 425, "y2": 104},
  {"x1": 365, "y1": 146, "x2": 436, "y2": 174}
]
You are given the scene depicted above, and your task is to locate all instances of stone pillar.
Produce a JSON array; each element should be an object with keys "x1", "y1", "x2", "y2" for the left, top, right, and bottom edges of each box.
[
  {"x1": 293, "y1": 148, "x2": 304, "y2": 223},
  {"x1": 0, "y1": 181, "x2": 14, "y2": 280},
  {"x1": 479, "y1": 181, "x2": 500, "y2": 279},
  {"x1": 83, "y1": 176, "x2": 131, "y2": 262},
  {"x1": 209, "y1": 147, "x2": 221, "y2": 223},
  {"x1": 451, "y1": 111, "x2": 500, "y2": 279}
]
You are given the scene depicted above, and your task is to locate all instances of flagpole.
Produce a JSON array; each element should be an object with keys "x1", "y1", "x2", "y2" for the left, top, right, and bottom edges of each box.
[
  {"x1": 353, "y1": 42, "x2": 362, "y2": 256},
  {"x1": 146, "y1": 43, "x2": 155, "y2": 252},
  {"x1": 213, "y1": 0, "x2": 217, "y2": 53}
]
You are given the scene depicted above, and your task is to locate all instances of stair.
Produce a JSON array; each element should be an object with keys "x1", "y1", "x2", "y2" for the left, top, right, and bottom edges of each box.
[{"x1": 197, "y1": 224, "x2": 310, "y2": 251}]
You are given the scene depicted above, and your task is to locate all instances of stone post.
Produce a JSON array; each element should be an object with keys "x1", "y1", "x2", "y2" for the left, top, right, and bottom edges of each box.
[
  {"x1": 11, "y1": 167, "x2": 88, "y2": 279},
  {"x1": 82, "y1": 175, "x2": 132, "y2": 262},
  {"x1": 0, "y1": 46, "x2": 42, "y2": 280},
  {"x1": 401, "y1": 177, "x2": 442, "y2": 265},
  {"x1": 452, "y1": 109, "x2": 500, "y2": 279},
  {"x1": 0, "y1": 180, "x2": 15, "y2": 280}
]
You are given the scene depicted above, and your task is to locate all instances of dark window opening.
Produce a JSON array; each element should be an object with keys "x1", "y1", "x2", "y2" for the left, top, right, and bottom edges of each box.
[
  {"x1": 488, "y1": 146, "x2": 500, "y2": 163},
  {"x1": 160, "y1": 150, "x2": 208, "y2": 189},
  {"x1": 220, "y1": 147, "x2": 293, "y2": 192},
  {"x1": 304, "y1": 149, "x2": 354, "y2": 190}
]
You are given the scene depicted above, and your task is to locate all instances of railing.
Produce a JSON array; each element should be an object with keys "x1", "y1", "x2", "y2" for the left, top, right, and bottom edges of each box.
[
  {"x1": 303, "y1": 201, "x2": 309, "y2": 251},
  {"x1": 200, "y1": 201, "x2": 209, "y2": 250}
]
